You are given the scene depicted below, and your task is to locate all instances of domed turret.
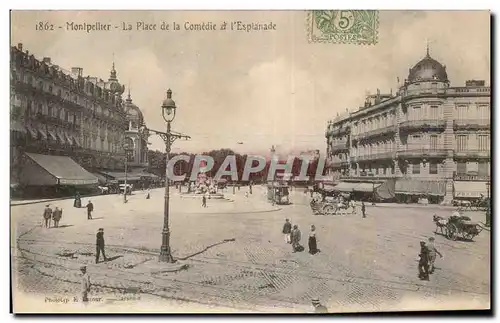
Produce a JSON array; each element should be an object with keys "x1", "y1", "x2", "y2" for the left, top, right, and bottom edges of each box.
[
  {"x1": 124, "y1": 88, "x2": 144, "y2": 126},
  {"x1": 407, "y1": 46, "x2": 448, "y2": 83},
  {"x1": 107, "y1": 61, "x2": 125, "y2": 95}
]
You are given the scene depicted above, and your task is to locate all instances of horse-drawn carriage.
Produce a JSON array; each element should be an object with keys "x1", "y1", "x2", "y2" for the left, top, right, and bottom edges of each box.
[
  {"x1": 310, "y1": 197, "x2": 354, "y2": 215},
  {"x1": 433, "y1": 213, "x2": 483, "y2": 241},
  {"x1": 453, "y1": 196, "x2": 490, "y2": 212}
]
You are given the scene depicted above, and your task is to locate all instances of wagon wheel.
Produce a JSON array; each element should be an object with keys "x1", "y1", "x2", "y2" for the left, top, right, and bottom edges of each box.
[
  {"x1": 322, "y1": 204, "x2": 335, "y2": 215},
  {"x1": 463, "y1": 231, "x2": 476, "y2": 241},
  {"x1": 446, "y1": 223, "x2": 458, "y2": 241}
]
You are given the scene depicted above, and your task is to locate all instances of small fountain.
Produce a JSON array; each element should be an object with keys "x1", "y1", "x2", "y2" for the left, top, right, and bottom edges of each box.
[{"x1": 181, "y1": 169, "x2": 225, "y2": 200}]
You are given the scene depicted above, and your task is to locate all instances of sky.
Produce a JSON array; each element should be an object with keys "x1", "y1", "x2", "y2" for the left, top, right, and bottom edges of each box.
[{"x1": 10, "y1": 10, "x2": 490, "y2": 156}]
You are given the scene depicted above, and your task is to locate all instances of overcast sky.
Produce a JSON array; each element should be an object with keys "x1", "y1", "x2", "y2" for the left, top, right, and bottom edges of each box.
[{"x1": 11, "y1": 10, "x2": 490, "y2": 156}]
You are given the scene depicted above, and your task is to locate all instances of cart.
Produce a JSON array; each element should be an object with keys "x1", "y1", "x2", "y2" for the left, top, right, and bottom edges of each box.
[{"x1": 445, "y1": 215, "x2": 483, "y2": 241}]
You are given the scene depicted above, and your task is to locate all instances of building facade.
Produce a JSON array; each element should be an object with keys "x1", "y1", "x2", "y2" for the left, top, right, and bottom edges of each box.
[
  {"x1": 325, "y1": 49, "x2": 491, "y2": 204},
  {"x1": 10, "y1": 43, "x2": 150, "y2": 189}
]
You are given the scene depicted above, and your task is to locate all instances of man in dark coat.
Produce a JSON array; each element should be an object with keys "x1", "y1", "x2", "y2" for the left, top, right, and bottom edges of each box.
[
  {"x1": 42, "y1": 204, "x2": 52, "y2": 228},
  {"x1": 86, "y1": 200, "x2": 94, "y2": 220},
  {"x1": 418, "y1": 241, "x2": 430, "y2": 280},
  {"x1": 52, "y1": 207, "x2": 62, "y2": 228},
  {"x1": 361, "y1": 201, "x2": 366, "y2": 218},
  {"x1": 96, "y1": 228, "x2": 107, "y2": 263},
  {"x1": 282, "y1": 219, "x2": 292, "y2": 244},
  {"x1": 202, "y1": 195, "x2": 207, "y2": 208}
]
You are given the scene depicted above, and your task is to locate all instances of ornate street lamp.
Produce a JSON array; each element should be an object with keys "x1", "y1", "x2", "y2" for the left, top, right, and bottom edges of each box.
[
  {"x1": 123, "y1": 141, "x2": 132, "y2": 203},
  {"x1": 140, "y1": 89, "x2": 190, "y2": 263}
]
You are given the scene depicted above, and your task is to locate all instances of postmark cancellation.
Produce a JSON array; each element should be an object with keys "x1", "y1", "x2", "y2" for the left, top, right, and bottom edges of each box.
[{"x1": 306, "y1": 10, "x2": 379, "y2": 45}]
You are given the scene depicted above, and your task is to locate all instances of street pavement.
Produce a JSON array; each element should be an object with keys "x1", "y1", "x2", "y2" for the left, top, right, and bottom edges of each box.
[{"x1": 12, "y1": 186, "x2": 490, "y2": 313}]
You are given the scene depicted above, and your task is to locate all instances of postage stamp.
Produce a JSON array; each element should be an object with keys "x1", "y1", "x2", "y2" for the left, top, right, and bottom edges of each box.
[{"x1": 306, "y1": 10, "x2": 379, "y2": 45}]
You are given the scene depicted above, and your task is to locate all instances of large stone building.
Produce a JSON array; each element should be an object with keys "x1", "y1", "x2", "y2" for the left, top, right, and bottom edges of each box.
[
  {"x1": 325, "y1": 48, "x2": 491, "y2": 204},
  {"x1": 10, "y1": 43, "x2": 151, "y2": 192}
]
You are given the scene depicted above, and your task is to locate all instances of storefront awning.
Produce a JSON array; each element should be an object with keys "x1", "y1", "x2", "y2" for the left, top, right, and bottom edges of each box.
[
  {"x1": 454, "y1": 181, "x2": 488, "y2": 198},
  {"x1": 64, "y1": 132, "x2": 73, "y2": 146},
  {"x1": 56, "y1": 131, "x2": 66, "y2": 144},
  {"x1": 47, "y1": 129, "x2": 58, "y2": 141},
  {"x1": 21, "y1": 153, "x2": 98, "y2": 186},
  {"x1": 26, "y1": 125, "x2": 38, "y2": 139},
  {"x1": 395, "y1": 179, "x2": 446, "y2": 196},
  {"x1": 92, "y1": 173, "x2": 109, "y2": 185},
  {"x1": 99, "y1": 171, "x2": 142, "y2": 181},
  {"x1": 354, "y1": 182, "x2": 381, "y2": 192},
  {"x1": 333, "y1": 182, "x2": 360, "y2": 192},
  {"x1": 37, "y1": 127, "x2": 47, "y2": 140}
]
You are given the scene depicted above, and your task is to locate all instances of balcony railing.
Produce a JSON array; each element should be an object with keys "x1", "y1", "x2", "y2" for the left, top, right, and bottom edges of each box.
[
  {"x1": 454, "y1": 174, "x2": 490, "y2": 181},
  {"x1": 453, "y1": 119, "x2": 490, "y2": 130},
  {"x1": 353, "y1": 125, "x2": 397, "y2": 141},
  {"x1": 454, "y1": 150, "x2": 490, "y2": 158},
  {"x1": 354, "y1": 151, "x2": 396, "y2": 162},
  {"x1": 399, "y1": 119, "x2": 446, "y2": 131},
  {"x1": 330, "y1": 142, "x2": 349, "y2": 153},
  {"x1": 397, "y1": 148, "x2": 448, "y2": 159}
]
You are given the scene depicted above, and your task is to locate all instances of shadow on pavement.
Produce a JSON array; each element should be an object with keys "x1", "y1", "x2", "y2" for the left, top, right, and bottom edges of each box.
[
  {"x1": 176, "y1": 238, "x2": 236, "y2": 261},
  {"x1": 105, "y1": 255, "x2": 123, "y2": 262},
  {"x1": 55, "y1": 224, "x2": 74, "y2": 229}
]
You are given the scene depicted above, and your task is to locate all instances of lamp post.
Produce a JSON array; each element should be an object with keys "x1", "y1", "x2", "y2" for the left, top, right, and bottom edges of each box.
[
  {"x1": 140, "y1": 89, "x2": 190, "y2": 263},
  {"x1": 486, "y1": 181, "x2": 490, "y2": 227},
  {"x1": 123, "y1": 142, "x2": 131, "y2": 203}
]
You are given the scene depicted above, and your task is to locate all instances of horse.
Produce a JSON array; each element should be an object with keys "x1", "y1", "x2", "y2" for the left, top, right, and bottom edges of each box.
[{"x1": 433, "y1": 214, "x2": 448, "y2": 235}]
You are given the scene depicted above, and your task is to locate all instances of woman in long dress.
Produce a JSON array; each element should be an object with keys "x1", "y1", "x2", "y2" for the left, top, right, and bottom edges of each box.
[{"x1": 308, "y1": 225, "x2": 318, "y2": 255}]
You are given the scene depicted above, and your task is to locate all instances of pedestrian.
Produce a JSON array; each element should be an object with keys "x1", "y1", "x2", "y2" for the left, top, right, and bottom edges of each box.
[
  {"x1": 282, "y1": 219, "x2": 292, "y2": 244},
  {"x1": 361, "y1": 201, "x2": 366, "y2": 218},
  {"x1": 74, "y1": 192, "x2": 81, "y2": 208},
  {"x1": 418, "y1": 241, "x2": 430, "y2": 281},
  {"x1": 80, "y1": 265, "x2": 91, "y2": 303},
  {"x1": 245, "y1": 192, "x2": 249, "y2": 198},
  {"x1": 308, "y1": 225, "x2": 319, "y2": 255},
  {"x1": 86, "y1": 200, "x2": 94, "y2": 220},
  {"x1": 146, "y1": 188, "x2": 151, "y2": 199},
  {"x1": 291, "y1": 225, "x2": 302, "y2": 252},
  {"x1": 202, "y1": 195, "x2": 207, "y2": 208},
  {"x1": 42, "y1": 204, "x2": 52, "y2": 228},
  {"x1": 96, "y1": 228, "x2": 107, "y2": 263},
  {"x1": 311, "y1": 298, "x2": 328, "y2": 313},
  {"x1": 350, "y1": 199, "x2": 356, "y2": 214},
  {"x1": 427, "y1": 237, "x2": 443, "y2": 274},
  {"x1": 52, "y1": 207, "x2": 62, "y2": 228}
]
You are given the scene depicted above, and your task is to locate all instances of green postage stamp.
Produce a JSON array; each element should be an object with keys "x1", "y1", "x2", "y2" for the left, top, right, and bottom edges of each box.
[{"x1": 306, "y1": 10, "x2": 379, "y2": 45}]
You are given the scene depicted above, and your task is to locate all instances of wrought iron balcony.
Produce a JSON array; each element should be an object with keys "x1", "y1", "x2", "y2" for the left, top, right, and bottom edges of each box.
[
  {"x1": 454, "y1": 174, "x2": 490, "y2": 181},
  {"x1": 354, "y1": 125, "x2": 397, "y2": 141},
  {"x1": 399, "y1": 119, "x2": 446, "y2": 132},
  {"x1": 354, "y1": 151, "x2": 396, "y2": 162},
  {"x1": 397, "y1": 148, "x2": 448, "y2": 159},
  {"x1": 330, "y1": 141, "x2": 349, "y2": 153},
  {"x1": 454, "y1": 150, "x2": 490, "y2": 159},
  {"x1": 453, "y1": 119, "x2": 490, "y2": 130}
]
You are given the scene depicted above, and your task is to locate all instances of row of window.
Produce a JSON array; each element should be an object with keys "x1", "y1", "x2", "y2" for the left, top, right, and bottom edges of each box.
[
  {"x1": 456, "y1": 134, "x2": 490, "y2": 151},
  {"x1": 12, "y1": 68, "x2": 120, "y2": 106}
]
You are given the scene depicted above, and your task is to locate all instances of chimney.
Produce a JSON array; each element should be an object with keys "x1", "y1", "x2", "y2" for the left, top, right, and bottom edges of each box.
[
  {"x1": 17, "y1": 43, "x2": 22, "y2": 51},
  {"x1": 43, "y1": 57, "x2": 51, "y2": 64},
  {"x1": 71, "y1": 67, "x2": 83, "y2": 77}
]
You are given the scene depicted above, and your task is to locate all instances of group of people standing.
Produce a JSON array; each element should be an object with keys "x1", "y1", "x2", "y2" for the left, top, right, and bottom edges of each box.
[
  {"x1": 418, "y1": 236, "x2": 443, "y2": 280},
  {"x1": 42, "y1": 204, "x2": 63, "y2": 228},
  {"x1": 282, "y1": 219, "x2": 319, "y2": 255}
]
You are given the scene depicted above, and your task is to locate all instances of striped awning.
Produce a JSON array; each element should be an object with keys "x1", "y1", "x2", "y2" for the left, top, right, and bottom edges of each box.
[
  {"x1": 47, "y1": 129, "x2": 58, "y2": 141},
  {"x1": 64, "y1": 132, "x2": 73, "y2": 146},
  {"x1": 454, "y1": 181, "x2": 488, "y2": 198},
  {"x1": 56, "y1": 131, "x2": 66, "y2": 144},
  {"x1": 26, "y1": 125, "x2": 38, "y2": 139},
  {"x1": 395, "y1": 180, "x2": 446, "y2": 196},
  {"x1": 354, "y1": 182, "x2": 382, "y2": 192},
  {"x1": 72, "y1": 136, "x2": 82, "y2": 147},
  {"x1": 37, "y1": 127, "x2": 48, "y2": 140}
]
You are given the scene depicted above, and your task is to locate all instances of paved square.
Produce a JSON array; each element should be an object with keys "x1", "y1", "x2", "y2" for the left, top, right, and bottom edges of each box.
[{"x1": 12, "y1": 187, "x2": 490, "y2": 312}]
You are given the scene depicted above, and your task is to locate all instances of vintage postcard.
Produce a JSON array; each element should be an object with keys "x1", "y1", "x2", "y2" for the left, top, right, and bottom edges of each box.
[{"x1": 10, "y1": 10, "x2": 491, "y2": 314}]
